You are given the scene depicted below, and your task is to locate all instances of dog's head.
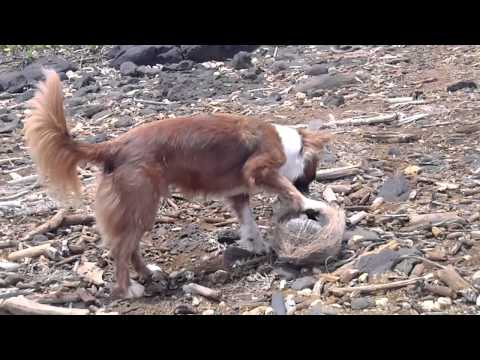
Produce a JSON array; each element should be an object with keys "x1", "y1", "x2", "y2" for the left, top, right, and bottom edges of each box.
[{"x1": 294, "y1": 129, "x2": 333, "y2": 194}]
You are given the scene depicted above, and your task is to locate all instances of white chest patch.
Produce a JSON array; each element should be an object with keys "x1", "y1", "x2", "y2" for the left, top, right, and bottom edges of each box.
[{"x1": 273, "y1": 125, "x2": 305, "y2": 182}]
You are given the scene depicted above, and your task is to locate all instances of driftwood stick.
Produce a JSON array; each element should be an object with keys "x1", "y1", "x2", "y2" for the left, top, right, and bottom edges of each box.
[
  {"x1": 397, "y1": 113, "x2": 429, "y2": 125},
  {"x1": 323, "y1": 187, "x2": 338, "y2": 203},
  {"x1": 436, "y1": 265, "x2": 471, "y2": 293},
  {"x1": 182, "y1": 283, "x2": 221, "y2": 300},
  {"x1": 22, "y1": 209, "x2": 67, "y2": 241},
  {"x1": 7, "y1": 175, "x2": 38, "y2": 185},
  {"x1": 316, "y1": 164, "x2": 362, "y2": 181},
  {"x1": 348, "y1": 211, "x2": 368, "y2": 226},
  {"x1": 329, "y1": 276, "x2": 425, "y2": 296},
  {"x1": 1, "y1": 295, "x2": 89, "y2": 315},
  {"x1": 0, "y1": 240, "x2": 18, "y2": 250},
  {"x1": 7, "y1": 243, "x2": 54, "y2": 262},
  {"x1": 315, "y1": 113, "x2": 398, "y2": 129}
]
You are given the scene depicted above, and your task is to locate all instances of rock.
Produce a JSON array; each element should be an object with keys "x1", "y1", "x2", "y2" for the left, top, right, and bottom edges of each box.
[
  {"x1": 420, "y1": 300, "x2": 441, "y2": 312},
  {"x1": 375, "y1": 298, "x2": 389, "y2": 308},
  {"x1": 388, "y1": 146, "x2": 401, "y2": 157},
  {"x1": 309, "y1": 302, "x2": 339, "y2": 315},
  {"x1": 298, "y1": 288, "x2": 312, "y2": 296},
  {"x1": 394, "y1": 256, "x2": 421, "y2": 276},
  {"x1": 343, "y1": 227, "x2": 380, "y2": 243},
  {"x1": 271, "y1": 291, "x2": 286, "y2": 315},
  {"x1": 285, "y1": 296, "x2": 296, "y2": 315},
  {"x1": 113, "y1": 116, "x2": 134, "y2": 128},
  {"x1": 351, "y1": 297, "x2": 374, "y2": 310},
  {"x1": 202, "y1": 309, "x2": 215, "y2": 315},
  {"x1": 241, "y1": 67, "x2": 260, "y2": 80},
  {"x1": 0, "y1": 71, "x2": 27, "y2": 93},
  {"x1": 22, "y1": 56, "x2": 76, "y2": 81},
  {"x1": 271, "y1": 61, "x2": 288, "y2": 74},
  {"x1": 378, "y1": 175, "x2": 410, "y2": 202},
  {"x1": 137, "y1": 66, "x2": 163, "y2": 76},
  {"x1": 273, "y1": 265, "x2": 299, "y2": 280},
  {"x1": 305, "y1": 64, "x2": 328, "y2": 76},
  {"x1": 358, "y1": 273, "x2": 369, "y2": 283},
  {"x1": 243, "y1": 306, "x2": 269, "y2": 315},
  {"x1": 296, "y1": 74, "x2": 356, "y2": 95},
  {"x1": 75, "y1": 84, "x2": 100, "y2": 97},
  {"x1": 174, "y1": 304, "x2": 197, "y2": 315},
  {"x1": 355, "y1": 248, "x2": 421, "y2": 275},
  {"x1": 15, "y1": 89, "x2": 35, "y2": 102},
  {"x1": 209, "y1": 270, "x2": 229, "y2": 285},
  {"x1": 447, "y1": 80, "x2": 477, "y2": 92},
  {"x1": 82, "y1": 104, "x2": 105, "y2": 118},
  {"x1": 0, "y1": 115, "x2": 20, "y2": 133},
  {"x1": 31, "y1": 234, "x2": 48, "y2": 244},
  {"x1": 181, "y1": 45, "x2": 258, "y2": 63},
  {"x1": 73, "y1": 75, "x2": 95, "y2": 89},
  {"x1": 0, "y1": 261, "x2": 22, "y2": 271},
  {"x1": 231, "y1": 51, "x2": 252, "y2": 70},
  {"x1": 269, "y1": 92, "x2": 282, "y2": 102},
  {"x1": 217, "y1": 229, "x2": 240, "y2": 244},
  {"x1": 119, "y1": 61, "x2": 138, "y2": 77},
  {"x1": 66, "y1": 97, "x2": 86, "y2": 107},
  {"x1": 340, "y1": 269, "x2": 360, "y2": 283},
  {"x1": 472, "y1": 271, "x2": 480, "y2": 290},
  {"x1": 291, "y1": 276, "x2": 317, "y2": 290},
  {"x1": 163, "y1": 60, "x2": 194, "y2": 72},
  {"x1": 437, "y1": 297, "x2": 452, "y2": 309},
  {"x1": 404, "y1": 165, "x2": 422, "y2": 176},
  {"x1": 111, "y1": 45, "x2": 183, "y2": 67},
  {"x1": 323, "y1": 94, "x2": 345, "y2": 107}
]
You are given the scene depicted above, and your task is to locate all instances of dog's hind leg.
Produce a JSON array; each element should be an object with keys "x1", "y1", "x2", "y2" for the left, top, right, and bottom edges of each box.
[{"x1": 95, "y1": 165, "x2": 164, "y2": 299}]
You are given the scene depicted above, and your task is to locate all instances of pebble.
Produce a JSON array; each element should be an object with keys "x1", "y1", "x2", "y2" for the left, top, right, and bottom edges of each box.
[
  {"x1": 113, "y1": 116, "x2": 134, "y2": 128},
  {"x1": 231, "y1": 51, "x2": 252, "y2": 70},
  {"x1": 375, "y1": 297, "x2": 389, "y2": 308},
  {"x1": 271, "y1": 291, "x2": 287, "y2": 315},
  {"x1": 297, "y1": 288, "x2": 312, "y2": 297},
  {"x1": 202, "y1": 309, "x2": 215, "y2": 315},
  {"x1": 420, "y1": 300, "x2": 441, "y2": 312},
  {"x1": 351, "y1": 297, "x2": 374, "y2": 310},
  {"x1": 437, "y1": 297, "x2": 452, "y2": 309},
  {"x1": 358, "y1": 273, "x2": 369, "y2": 283},
  {"x1": 291, "y1": 276, "x2": 317, "y2": 290},
  {"x1": 305, "y1": 64, "x2": 328, "y2": 76},
  {"x1": 472, "y1": 270, "x2": 480, "y2": 290},
  {"x1": 210, "y1": 270, "x2": 229, "y2": 285},
  {"x1": 120, "y1": 61, "x2": 138, "y2": 77}
]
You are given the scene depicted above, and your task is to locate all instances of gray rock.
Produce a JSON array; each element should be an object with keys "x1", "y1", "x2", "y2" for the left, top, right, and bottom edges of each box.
[
  {"x1": 73, "y1": 75, "x2": 95, "y2": 89},
  {"x1": 447, "y1": 80, "x2": 477, "y2": 92},
  {"x1": 271, "y1": 61, "x2": 288, "y2": 74},
  {"x1": 111, "y1": 45, "x2": 183, "y2": 68},
  {"x1": 82, "y1": 104, "x2": 105, "y2": 118},
  {"x1": 271, "y1": 291, "x2": 287, "y2": 315},
  {"x1": 0, "y1": 113, "x2": 18, "y2": 123},
  {"x1": 305, "y1": 64, "x2": 328, "y2": 76},
  {"x1": 394, "y1": 257, "x2": 421, "y2": 276},
  {"x1": 291, "y1": 276, "x2": 317, "y2": 290},
  {"x1": 388, "y1": 146, "x2": 401, "y2": 157},
  {"x1": 31, "y1": 234, "x2": 48, "y2": 244},
  {"x1": 323, "y1": 94, "x2": 345, "y2": 107},
  {"x1": 0, "y1": 71, "x2": 27, "y2": 93},
  {"x1": 75, "y1": 84, "x2": 100, "y2": 97},
  {"x1": 309, "y1": 304, "x2": 339, "y2": 315},
  {"x1": 273, "y1": 265, "x2": 299, "y2": 280},
  {"x1": 120, "y1": 61, "x2": 138, "y2": 77},
  {"x1": 181, "y1": 45, "x2": 258, "y2": 63},
  {"x1": 114, "y1": 116, "x2": 134, "y2": 128},
  {"x1": 231, "y1": 51, "x2": 252, "y2": 70},
  {"x1": 209, "y1": 270, "x2": 229, "y2": 285},
  {"x1": 296, "y1": 74, "x2": 356, "y2": 95},
  {"x1": 355, "y1": 248, "x2": 421, "y2": 275},
  {"x1": 343, "y1": 227, "x2": 381, "y2": 243},
  {"x1": 351, "y1": 297, "x2": 374, "y2": 310},
  {"x1": 378, "y1": 175, "x2": 410, "y2": 202},
  {"x1": 217, "y1": 229, "x2": 240, "y2": 244},
  {"x1": 163, "y1": 60, "x2": 194, "y2": 72},
  {"x1": 65, "y1": 97, "x2": 85, "y2": 107}
]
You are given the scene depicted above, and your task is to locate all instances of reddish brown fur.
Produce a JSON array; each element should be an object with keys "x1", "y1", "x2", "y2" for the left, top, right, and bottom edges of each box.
[{"x1": 24, "y1": 70, "x2": 332, "y2": 298}]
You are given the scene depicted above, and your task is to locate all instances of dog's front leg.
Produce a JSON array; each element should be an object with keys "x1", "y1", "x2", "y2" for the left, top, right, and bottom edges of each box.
[{"x1": 226, "y1": 194, "x2": 271, "y2": 254}]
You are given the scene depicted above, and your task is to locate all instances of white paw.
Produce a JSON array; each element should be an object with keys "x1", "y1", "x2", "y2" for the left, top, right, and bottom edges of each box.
[{"x1": 125, "y1": 280, "x2": 145, "y2": 299}]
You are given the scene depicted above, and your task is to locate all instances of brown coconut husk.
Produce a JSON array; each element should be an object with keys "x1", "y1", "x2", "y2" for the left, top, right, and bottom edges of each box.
[{"x1": 271, "y1": 200, "x2": 346, "y2": 267}]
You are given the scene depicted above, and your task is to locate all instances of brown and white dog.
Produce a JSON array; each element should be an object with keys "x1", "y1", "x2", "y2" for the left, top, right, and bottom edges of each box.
[{"x1": 24, "y1": 70, "x2": 332, "y2": 299}]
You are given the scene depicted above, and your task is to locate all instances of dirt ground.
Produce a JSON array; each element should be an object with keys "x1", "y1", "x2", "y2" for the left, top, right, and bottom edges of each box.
[{"x1": 1, "y1": 45, "x2": 479, "y2": 315}]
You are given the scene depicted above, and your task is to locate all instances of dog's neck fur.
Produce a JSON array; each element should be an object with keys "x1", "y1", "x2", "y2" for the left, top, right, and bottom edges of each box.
[{"x1": 273, "y1": 124, "x2": 306, "y2": 183}]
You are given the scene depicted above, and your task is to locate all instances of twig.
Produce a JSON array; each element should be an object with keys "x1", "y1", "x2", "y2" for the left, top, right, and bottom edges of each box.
[
  {"x1": 399, "y1": 255, "x2": 447, "y2": 270},
  {"x1": 329, "y1": 276, "x2": 425, "y2": 296},
  {"x1": 313, "y1": 113, "x2": 398, "y2": 129},
  {"x1": 397, "y1": 113, "x2": 430, "y2": 125},
  {"x1": 1, "y1": 295, "x2": 90, "y2": 315},
  {"x1": 316, "y1": 164, "x2": 362, "y2": 181},
  {"x1": 7, "y1": 243, "x2": 54, "y2": 262},
  {"x1": 0, "y1": 240, "x2": 18, "y2": 250},
  {"x1": 22, "y1": 209, "x2": 67, "y2": 241},
  {"x1": 182, "y1": 283, "x2": 221, "y2": 301}
]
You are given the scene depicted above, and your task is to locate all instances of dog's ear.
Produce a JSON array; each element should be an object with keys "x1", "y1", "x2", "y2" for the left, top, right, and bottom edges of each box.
[{"x1": 299, "y1": 129, "x2": 334, "y2": 151}]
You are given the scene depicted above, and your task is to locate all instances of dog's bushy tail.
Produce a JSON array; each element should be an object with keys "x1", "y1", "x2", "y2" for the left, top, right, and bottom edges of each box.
[{"x1": 24, "y1": 69, "x2": 108, "y2": 204}]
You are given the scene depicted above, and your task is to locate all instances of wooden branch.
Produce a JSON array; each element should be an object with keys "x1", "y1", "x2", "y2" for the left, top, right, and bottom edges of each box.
[
  {"x1": 316, "y1": 164, "x2": 362, "y2": 181},
  {"x1": 329, "y1": 277, "x2": 425, "y2": 296},
  {"x1": 0, "y1": 240, "x2": 18, "y2": 250},
  {"x1": 397, "y1": 113, "x2": 429, "y2": 125},
  {"x1": 362, "y1": 131, "x2": 419, "y2": 143},
  {"x1": 8, "y1": 243, "x2": 54, "y2": 262},
  {"x1": 182, "y1": 283, "x2": 221, "y2": 300},
  {"x1": 323, "y1": 187, "x2": 338, "y2": 203},
  {"x1": 314, "y1": 113, "x2": 398, "y2": 129},
  {"x1": 408, "y1": 212, "x2": 464, "y2": 228},
  {"x1": 348, "y1": 211, "x2": 368, "y2": 226},
  {"x1": 7, "y1": 175, "x2": 38, "y2": 185},
  {"x1": 22, "y1": 209, "x2": 67, "y2": 241},
  {"x1": 1, "y1": 295, "x2": 89, "y2": 315},
  {"x1": 436, "y1": 265, "x2": 471, "y2": 293},
  {"x1": 329, "y1": 184, "x2": 353, "y2": 194}
]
